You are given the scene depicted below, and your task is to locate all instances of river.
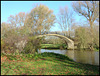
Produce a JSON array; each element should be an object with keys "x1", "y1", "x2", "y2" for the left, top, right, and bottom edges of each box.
[{"x1": 38, "y1": 49, "x2": 99, "y2": 66}]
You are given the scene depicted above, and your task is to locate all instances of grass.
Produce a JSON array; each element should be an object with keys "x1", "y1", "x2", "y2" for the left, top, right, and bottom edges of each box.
[
  {"x1": 41, "y1": 44, "x2": 67, "y2": 49},
  {"x1": 74, "y1": 48, "x2": 99, "y2": 51},
  {"x1": 1, "y1": 52, "x2": 99, "y2": 75},
  {"x1": 94, "y1": 48, "x2": 99, "y2": 51}
]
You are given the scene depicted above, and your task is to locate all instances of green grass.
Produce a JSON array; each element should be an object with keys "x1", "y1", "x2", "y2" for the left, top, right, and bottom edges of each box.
[
  {"x1": 41, "y1": 44, "x2": 67, "y2": 49},
  {"x1": 1, "y1": 52, "x2": 99, "y2": 75},
  {"x1": 94, "y1": 48, "x2": 99, "y2": 51}
]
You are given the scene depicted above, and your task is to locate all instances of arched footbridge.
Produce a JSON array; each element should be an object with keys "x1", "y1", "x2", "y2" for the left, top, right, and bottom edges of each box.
[{"x1": 35, "y1": 34, "x2": 74, "y2": 49}]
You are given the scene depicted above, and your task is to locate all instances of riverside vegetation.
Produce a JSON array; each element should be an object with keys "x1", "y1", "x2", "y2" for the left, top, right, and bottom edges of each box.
[{"x1": 41, "y1": 44, "x2": 67, "y2": 49}]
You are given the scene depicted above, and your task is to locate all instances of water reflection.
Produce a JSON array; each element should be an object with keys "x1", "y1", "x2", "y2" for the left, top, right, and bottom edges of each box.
[
  {"x1": 38, "y1": 49, "x2": 99, "y2": 65},
  {"x1": 94, "y1": 52, "x2": 99, "y2": 65},
  {"x1": 66, "y1": 50, "x2": 74, "y2": 60},
  {"x1": 74, "y1": 50, "x2": 94, "y2": 65},
  {"x1": 38, "y1": 49, "x2": 66, "y2": 55}
]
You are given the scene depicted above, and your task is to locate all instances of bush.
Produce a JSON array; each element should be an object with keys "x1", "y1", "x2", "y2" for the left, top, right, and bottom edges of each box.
[
  {"x1": 23, "y1": 36, "x2": 42, "y2": 54},
  {"x1": 1, "y1": 39, "x2": 5, "y2": 50},
  {"x1": 1, "y1": 39, "x2": 15, "y2": 54}
]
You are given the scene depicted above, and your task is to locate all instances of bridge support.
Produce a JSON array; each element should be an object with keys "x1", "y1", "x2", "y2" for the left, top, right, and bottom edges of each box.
[{"x1": 67, "y1": 42, "x2": 74, "y2": 50}]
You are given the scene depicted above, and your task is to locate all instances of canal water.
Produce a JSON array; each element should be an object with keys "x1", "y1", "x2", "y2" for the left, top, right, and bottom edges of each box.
[{"x1": 38, "y1": 49, "x2": 99, "y2": 66}]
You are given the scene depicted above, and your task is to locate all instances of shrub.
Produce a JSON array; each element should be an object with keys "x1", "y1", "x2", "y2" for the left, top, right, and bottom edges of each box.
[
  {"x1": 23, "y1": 36, "x2": 43, "y2": 54},
  {"x1": 1, "y1": 39, "x2": 5, "y2": 50},
  {"x1": 1, "y1": 39, "x2": 14, "y2": 54}
]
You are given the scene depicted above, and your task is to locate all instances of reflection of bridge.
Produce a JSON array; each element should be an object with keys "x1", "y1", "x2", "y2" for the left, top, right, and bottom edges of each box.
[{"x1": 36, "y1": 34, "x2": 74, "y2": 49}]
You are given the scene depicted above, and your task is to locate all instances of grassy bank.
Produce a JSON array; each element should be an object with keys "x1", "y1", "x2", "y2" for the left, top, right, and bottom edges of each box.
[
  {"x1": 94, "y1": 48, "x2": 99, "y2": 51},
  {"x1": 73, "y1": 48, "x2": 99, "y2": 51},
  {"x1": 1, "y1": 52, "x2": 99, "y2": 75},
  {"x1": 41, "y1": 44, "x2": 67, "y2": 49}
]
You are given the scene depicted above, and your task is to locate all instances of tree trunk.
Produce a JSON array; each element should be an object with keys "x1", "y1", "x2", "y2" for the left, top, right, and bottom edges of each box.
[
  {"x1": 69, "y1": 30, "x2": 70, "y2": 38},
  {"x1": 89, "y1": 21, "x2": 94, "y2": 51},
  {"x1": 39, "y1": 30, "x2": 41, "y2": 35}
]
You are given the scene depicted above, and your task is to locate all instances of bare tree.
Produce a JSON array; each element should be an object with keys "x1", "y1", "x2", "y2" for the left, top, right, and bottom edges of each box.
[
  {"x1": 1, "y1": 22, "x2": 10, "y2": 39},
  {"x1": 57, "y1": 6, "x2": 74, "y2": 37},
  {"x1": 72, "y1": 1, "x2": 99, "y2": 50},
  {"x1": 8, "y1": 12, "x2": 28, "y2": 36},
  {"x1": 6, "y1": 12, "x2": 27, "y2": 53},
  {"x1": 8, "y1": 12, "x2": 26, "y2": 27}
]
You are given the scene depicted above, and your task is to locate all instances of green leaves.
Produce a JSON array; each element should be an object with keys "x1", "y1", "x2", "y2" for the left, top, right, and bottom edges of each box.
[
  {"x1": 41, "y1": 44, "x2": 67, "y2": 49},
  {"x1": 23, "y1": 36, "x2": 43, "y2": 54}
]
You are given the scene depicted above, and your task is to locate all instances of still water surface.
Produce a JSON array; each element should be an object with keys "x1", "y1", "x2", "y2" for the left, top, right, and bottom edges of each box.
[{"x1": 38, "y1": 49, "x2": 99, "y2": 65}]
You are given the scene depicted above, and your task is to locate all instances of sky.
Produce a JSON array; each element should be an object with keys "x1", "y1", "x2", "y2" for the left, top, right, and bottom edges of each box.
[{"x1": 1, "y1": 1, "x2": 82, "y2": 32}]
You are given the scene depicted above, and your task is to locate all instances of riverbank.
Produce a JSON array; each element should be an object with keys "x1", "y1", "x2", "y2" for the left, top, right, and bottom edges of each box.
[
  {"x1": 1, "y1": 52, "x2": 99, "y2": 75},
  {"x1": 41, "y1": 44, "x2": 67, "y2": 49},
  {"x1": 41, "y1": 44, "x2": 99, "y2": 51}
]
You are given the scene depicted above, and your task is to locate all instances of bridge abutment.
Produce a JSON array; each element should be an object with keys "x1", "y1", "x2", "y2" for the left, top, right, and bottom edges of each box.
[{"x1": 67, "y1": 42, "x2": 74, "y2": 50}]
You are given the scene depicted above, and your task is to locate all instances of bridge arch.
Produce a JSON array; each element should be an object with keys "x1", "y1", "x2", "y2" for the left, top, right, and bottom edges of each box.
[{"x1": 35, "y1": 34, "x2": 74, "y2": 49}]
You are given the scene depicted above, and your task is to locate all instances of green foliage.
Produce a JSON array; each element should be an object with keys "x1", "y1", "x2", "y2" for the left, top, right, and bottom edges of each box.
[
  {"x1": 7, "y1": 55, "x2": 18, "y2": 60},
  {"x1": 15, "y1": 49, "x2": 20, "y2": 55},
  {"x1": 34, "y1": 52, "x2": 73, "y2": 61},
  {"x1": 25, "y1": 54, "x2": 34, "y2": 58},
  {"x1": 75, "y1": 26, "x2": 99, "y2": 51},
  {"x1": 41, "y1": 44, "x2": 67, "y2": 49},
  {"x1": 75, "y1": 27, "x2": 91, "y2": 49},
  {"x1": 23, "y1": 42, "x2": 35, "y2": 54},
  {"x1": 23, "y1": 36, "x2": 43, "y2": 54}
]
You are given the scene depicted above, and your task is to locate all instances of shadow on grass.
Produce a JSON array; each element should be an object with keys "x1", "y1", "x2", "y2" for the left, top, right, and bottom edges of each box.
[{"x1": 35, "y1": 52, "x2": 99, "y2": 74}]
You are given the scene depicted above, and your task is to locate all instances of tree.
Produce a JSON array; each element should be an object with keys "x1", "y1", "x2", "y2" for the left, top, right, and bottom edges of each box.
[
  {"x1": 24, "y1": 4, "x2": 56, "y2": 35},
  {"x1": 1, "y1": 22, "x2": 10, "y2": 39},
  {"x1": 72, "y1": 1, "x2": 99, "y2": 50},
  {"x1": 92, "y1": 23, "x2": 99, "y2": 49},
  {"x1": 23, "y1": 36, "x2": 43, "y2": 54},
  {"x1": 8, "y1": 12, "x2": 26, "y2": 27},
  {"x1": 1, "y1": 22, "x2": 11, "y2": 52},
  {"x1": 57, "y1": 6, "x2": 74, "y2": 37},
  {"x1": 75, "y1": 26, "x2": 90, "y2": 49},
  {"x1": 8, "y1": 12, "x2": 26, "y2": 35},
  {"x1": 4, "y1": 12, "x2": 28, "y2": 53}
]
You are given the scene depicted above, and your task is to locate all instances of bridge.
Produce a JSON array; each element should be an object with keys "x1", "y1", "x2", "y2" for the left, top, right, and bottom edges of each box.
[{"x1": 35, "y1": 34, "x2": 74, "y2": 49}]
